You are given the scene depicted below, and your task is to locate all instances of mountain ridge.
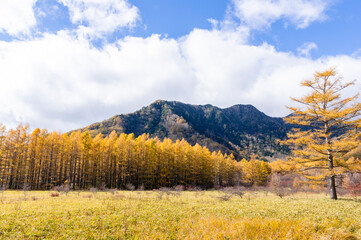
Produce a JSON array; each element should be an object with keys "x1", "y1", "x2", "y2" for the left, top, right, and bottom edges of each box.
[{"x1": 78, "y1": 100, "x2": 290, "y2": 159}]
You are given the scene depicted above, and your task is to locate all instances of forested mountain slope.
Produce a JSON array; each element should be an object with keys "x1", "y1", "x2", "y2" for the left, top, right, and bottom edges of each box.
[{"x1": 79, "y1": 100, "x2": 290, "y2": 159}]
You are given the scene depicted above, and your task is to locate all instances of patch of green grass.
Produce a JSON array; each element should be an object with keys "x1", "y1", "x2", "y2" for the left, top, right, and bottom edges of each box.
[{"x1": 0, "y1": 190, "x2": 360, "y2": 239}]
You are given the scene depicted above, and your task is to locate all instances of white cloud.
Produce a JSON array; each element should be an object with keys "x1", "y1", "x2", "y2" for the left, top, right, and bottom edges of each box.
[
  {"x1": 0, "y1": 0, "x2": 37, "y2": 36},
  {"x1": 297, "y1": 42, "x2": 318, "y2": 57},
  {"x1": 59, "y1": 0, "x2": 140, "y2": 38},
  {"x1": 0, "y1": 32, "x2": 196, "y2": 130},
  {"x1": 352, "y1": 48, "x2": 361, "y2": 59},
  {"x1": 0, "y1": 0, "x2": 359, "y2": 132},
  {"x1": 181, "y1": 29, "x2": 325, "y2": 114},
  {"x1": 1, "y1": 28, "x2": 361, "y2": 132},
  {"x1": 231, "y1": 0, "x2": 330, "y2": 30}
]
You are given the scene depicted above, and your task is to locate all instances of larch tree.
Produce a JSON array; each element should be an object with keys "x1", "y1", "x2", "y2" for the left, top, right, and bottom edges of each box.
[
  {"x1": 0, "y1": 123, "x2": 262, "y2": 190},
  {"x1": 284, "y1": 68, "x2": 361, "y2": 200}
]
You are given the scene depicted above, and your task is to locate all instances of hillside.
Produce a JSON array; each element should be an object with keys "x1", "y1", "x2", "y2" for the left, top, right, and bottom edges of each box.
[{"x1": 79, "y1": 100, "x2": 290, "y2": 159}]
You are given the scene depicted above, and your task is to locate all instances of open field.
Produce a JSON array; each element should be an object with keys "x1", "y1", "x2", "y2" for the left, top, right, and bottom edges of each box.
[{"x1": 0, "y1": 190, "x2": 360, "y2": 239}]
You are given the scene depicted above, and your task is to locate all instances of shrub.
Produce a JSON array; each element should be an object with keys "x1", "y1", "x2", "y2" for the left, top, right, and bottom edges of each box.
[
  {"x1": 344, "y1": 174, "x2": 361, "y2": 200},
  {"x1": 137, "y1": 184, "x2": 145, "y2": 191},
  {"x1": 53, "y1": 185, "x2": 70, "y2": 195},
  {"x1": 97, "y1": 182, "x2": 107, "y2": 191},
  {"x1": 217, "y1": 192, "x2": 233, "y2": 201},
  {"x1": 50, "y1": 192, "x2": 59, "y2": 197},
  {"x1": 89, "y1": 187, "x2": 98, "y2": 195},
  {"x1": 216, "y1": 187, "x2": 245, "y2": 201},
  {"x1": 173, "y1": 185, "x2": 185, "y2": 192},
  {"x1": 125, "y1": 183, "x2": 135, "y2": 191},
  {"x1": 108, "y1": 189, "x2": 118, "y2": 195}
]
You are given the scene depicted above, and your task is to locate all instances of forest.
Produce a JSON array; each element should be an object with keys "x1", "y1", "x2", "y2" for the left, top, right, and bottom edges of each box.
[{"x1": 0, "y1": 124, "x2": 271, "y2": 190}]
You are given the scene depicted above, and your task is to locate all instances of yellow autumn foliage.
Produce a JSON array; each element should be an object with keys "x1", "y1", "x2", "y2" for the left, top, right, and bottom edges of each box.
[{"x1": 283, "y1": 68, "x2": 361, "y2": 199}]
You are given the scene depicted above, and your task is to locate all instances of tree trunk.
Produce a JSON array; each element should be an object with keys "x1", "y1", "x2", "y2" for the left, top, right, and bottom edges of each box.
[
  {"x1": 325, "y1": 120, "x2": 337, "y2": 200},
  {"x1": 328, "y1": 155, "x2": 337, "y2": 200},
  {"x1": 330, "y1": 175, "x2": 337, "y2": 200}
]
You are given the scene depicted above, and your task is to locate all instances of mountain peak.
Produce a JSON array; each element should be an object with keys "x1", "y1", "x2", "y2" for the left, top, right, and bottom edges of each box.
[
  {"x1": 79, "y1": 100, "x2": 290, "y2": 159},
  {"x1": 153, "y1": 99, "x2": 166, "y2": 104}
]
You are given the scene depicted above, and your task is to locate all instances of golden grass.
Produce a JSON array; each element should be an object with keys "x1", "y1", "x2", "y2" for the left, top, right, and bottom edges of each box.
[{"x1": 0, "y1": 190, "x2": 360, "y2": 239}]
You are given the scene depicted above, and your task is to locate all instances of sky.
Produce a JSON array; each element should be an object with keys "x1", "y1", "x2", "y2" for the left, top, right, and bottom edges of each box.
[{"x1": 0, "y1": 0, "x2": 360, "y2": 132}]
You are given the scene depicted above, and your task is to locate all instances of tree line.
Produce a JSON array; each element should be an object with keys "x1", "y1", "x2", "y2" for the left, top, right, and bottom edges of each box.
[{"x1": 0, "y1": 124, "x2": 271, "y2": 190}]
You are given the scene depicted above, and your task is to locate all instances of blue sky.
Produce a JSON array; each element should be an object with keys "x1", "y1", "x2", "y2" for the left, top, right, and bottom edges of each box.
[
  {"x1": 129, "y1": 0, "x2": 228, "y2": 38},
  {"x1": 0, "y1": 0, "x2": 360, "y2": 131},
  {"x1": 130, "y1": 0, "x2": 361, "y2": 58},
  {"x1": 259, "y1": 0, "x2": 361, "y2": 57},
  {"x1": 2, "y1": 0, "x2": 359, "y2": 57}
]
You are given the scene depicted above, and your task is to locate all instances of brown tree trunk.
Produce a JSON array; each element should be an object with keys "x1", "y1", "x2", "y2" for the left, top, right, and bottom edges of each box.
[
  {"x1": 330, "y1": 175, "x2": 337, "y2": 200},
  {"x1": 328, "y1": 151, "x2": 337, "y2": 200},
  {"x1": 325, "y1": 120, "x2": 337, "y2": 200}
]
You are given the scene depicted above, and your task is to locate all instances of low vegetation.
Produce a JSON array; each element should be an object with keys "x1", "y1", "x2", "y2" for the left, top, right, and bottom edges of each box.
[{"x1": 0, "y1": 189, "x2": 360, "y2": 239}]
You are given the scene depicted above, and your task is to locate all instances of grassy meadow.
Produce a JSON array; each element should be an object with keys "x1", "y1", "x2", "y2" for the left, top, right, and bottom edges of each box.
[{"x1": 0, "y1": 189, "x2": 360, "y2": 239}]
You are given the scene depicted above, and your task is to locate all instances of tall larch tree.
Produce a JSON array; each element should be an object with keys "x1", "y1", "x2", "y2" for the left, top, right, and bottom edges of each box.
[{"x1": 284, "y1": 68, "x2": 361, "y2": 200}]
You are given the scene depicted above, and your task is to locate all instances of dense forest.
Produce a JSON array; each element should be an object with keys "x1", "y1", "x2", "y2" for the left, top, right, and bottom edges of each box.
[{"x1": 0, "y1": 124, "x2": 271, "y2": 190}]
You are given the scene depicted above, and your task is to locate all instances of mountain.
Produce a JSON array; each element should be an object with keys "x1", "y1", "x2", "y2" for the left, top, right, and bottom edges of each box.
[{"x1": 78, "y1": 100, "x2": 290, "y2": 160}]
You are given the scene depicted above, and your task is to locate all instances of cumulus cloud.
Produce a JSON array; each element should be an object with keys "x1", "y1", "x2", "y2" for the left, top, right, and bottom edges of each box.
[
  {"x1": 0, "y1": 32, "x2": 196, "y2": 130},
  {"x1": 180, "y1": 28, "x2": 361, "y2": 116},
  {"x1": 1, "y1": 27, "x2": 361, "y2": 131},
  {"x1": 0, "y1": 0, "x2": 38, "y2": 36},
  {"x1": 0, "y1": 0, "x2": 360, "y2": 132},
  {"x1": 231, "y1": 0, "x2": 330, "y2": 30},
  {"x1": 59, "y1": 0, "x2": 140, "y2": 38}
]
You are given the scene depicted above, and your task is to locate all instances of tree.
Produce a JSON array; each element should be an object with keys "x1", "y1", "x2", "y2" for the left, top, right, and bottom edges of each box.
[
  {"x1": 239, "y1": 157, "x2": 271, "y2": 186},
  {"x1": 284, "y1": 68, "x2": 361, "y2": 200}
]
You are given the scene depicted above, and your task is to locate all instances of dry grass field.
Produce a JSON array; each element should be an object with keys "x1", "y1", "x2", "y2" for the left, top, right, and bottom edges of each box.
[{"x1": 0, "y1": 190, "x2": 360, "y2": 239}]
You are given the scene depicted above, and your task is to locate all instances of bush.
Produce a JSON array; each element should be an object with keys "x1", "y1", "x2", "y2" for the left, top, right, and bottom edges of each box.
[
  {"x1": 217, "y1": 187, "x2": 245, "y2": 201},
  {"x1": 108, "y1": 189, "x2": 118, "y2": 195},
  {"x1": 97, "y1": 182, "x2": 107, "y2": 191},
  {"x1": 186, "y1": 186, "x2": 202, "y2": 191},
  {"x1": 89, "y1": 187, "x2": 98, "y2": 194},
  {"x1": 125, "y1": 183, "x2": 135, "y2": 191},
  {"x1": 344, "y1": 174, "x2": 361, "y2": 200},
  {"x1": 53, "y1": 184, "x2": 70, "y2": 195},
  {"x1": 50, "y1": 192, "x2": 59, "y2": 197},
  {"x1": 173, "y1": 185, "x2": 185, "y2": 191}
]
